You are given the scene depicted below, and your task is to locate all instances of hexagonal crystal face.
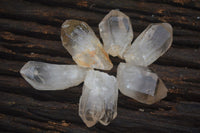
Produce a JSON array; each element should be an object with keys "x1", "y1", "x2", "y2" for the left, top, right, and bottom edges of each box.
[
  {"x1": 124, "y1": 23, "x2": 173, "y2": 66},
  {"x1": 117, "y1": 62, "x2": 168, "y2": 104},
  {"x1": 20, "y1": 61, "x2": 87, "y2": 90},
  {"x1": 99, "y1": 10, "x2": 133, "y2": 58},
  {"x1": 61, "y1": 20, "x2": 113, "y2": 70},
  {"x1": 79, "y1": 70, "x2": 118, "y2": 127}
]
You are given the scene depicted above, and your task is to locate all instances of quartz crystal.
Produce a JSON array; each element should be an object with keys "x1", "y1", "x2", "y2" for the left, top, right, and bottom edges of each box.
[
  {"x1": 61, "y1": 20, "x2": 113, "y2": 70},
  {"x1": 20, "y1": 61, "x2": 87, "y2": 90},
  {"x1": 19, "y1": 10, "x2": 173, "y2": 127},
  {"x1": 79, "y1": 70, "x2": 118, "y2": 127},
  {"x1": 124, "y1": 23, "x2": 173, "y2": 66},
  {"x1": 99, "y1": 10, "x2": 133, "y2": 58},
  {"x1": 117, "y1": 62, "x2": 168, "y2": 104}
]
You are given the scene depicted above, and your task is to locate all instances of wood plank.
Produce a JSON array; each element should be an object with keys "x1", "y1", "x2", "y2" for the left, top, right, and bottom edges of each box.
[
  {"x1": 0, "y1": 0, "x2": 199, "y2": 132},
  {"x1": 0, "y1": 91, "x2": 199, "y2": 132}
]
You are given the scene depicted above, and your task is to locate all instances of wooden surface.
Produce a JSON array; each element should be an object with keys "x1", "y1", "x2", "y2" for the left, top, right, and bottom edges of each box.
[{"x1": 0, "y1": 0, "x2": 200, "y2": 132}]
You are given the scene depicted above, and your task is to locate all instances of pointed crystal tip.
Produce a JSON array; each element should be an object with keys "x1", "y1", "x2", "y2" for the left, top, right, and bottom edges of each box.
[{"x1": 162, "y1": 23, "x2": 173, "y2": 33}]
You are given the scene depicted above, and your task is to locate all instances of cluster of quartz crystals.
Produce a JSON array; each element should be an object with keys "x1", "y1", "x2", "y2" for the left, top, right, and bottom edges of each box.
[{"x1": 20, "y1": 10, "x2": 173, "y2": 127}]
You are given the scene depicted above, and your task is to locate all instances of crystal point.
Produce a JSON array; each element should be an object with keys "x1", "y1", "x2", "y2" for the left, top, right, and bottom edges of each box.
[
  {"x1": 117, "y1": 62, "x2": 167, "y2": 104},
  {"x1": 20, "y1": 61, "x2": 87, "y2": 90},
  {"x1": 99, "y1": 10, "x2": 133, "y2": 58},
  {"x1": 124, "y1": 23, "x2": 173, "y2": 66},
  {"x1": 61, "y1": 20, "x2": 113, "y2": 70},
  {"x1": 79, "y1": 70, "x2": 118, "y2": 127}
]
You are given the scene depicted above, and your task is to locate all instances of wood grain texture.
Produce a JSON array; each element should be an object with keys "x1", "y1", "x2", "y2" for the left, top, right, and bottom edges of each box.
[{"x1": 0, "y1": 0, "x2": 200, "y2": 132}]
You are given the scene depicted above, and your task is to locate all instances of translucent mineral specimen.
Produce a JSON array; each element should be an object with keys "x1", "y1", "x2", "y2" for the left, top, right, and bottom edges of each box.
[
  {"x1": 124, "y1": 23, "x2": 173, "y2": 66},
  {"x1": 18, "y1": 10, "x2": 173, "y2": 128},
  {"x1": 61, "y1": 20, "x2": 113, "y2": 70},
  {"x1": 20, "y1": 61, "x2": 87, "y2": 90},
  {"x1": 79, "y1": 70, "x2": 118, "y2": 127},
  {"x1": 117, "y1": 62, "x2": 168, "y2": 104},
  {"x1": 99, "y1": 10, "x2": 133, "y2": 58}
]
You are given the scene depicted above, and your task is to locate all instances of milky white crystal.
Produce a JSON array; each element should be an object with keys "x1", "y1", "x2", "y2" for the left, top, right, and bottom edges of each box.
[
  {"x1": 99, "y1": 10, "x2": 133, "y2": 58},
  {"x1": 117, "y1": 62, "x2": 167, "y2": 104},
  {"x1": 79, "y1": 70, "x2": 118, "y2": 127},
  {"x1": 124, "y1": 23, "x2": 173, "y2": 66},
  {"x1": 20, "y1": 61, "x2": 87, "y2": 90},
  {"x1": 61, "y1": 20, "x2": 113, "y2": 70}
]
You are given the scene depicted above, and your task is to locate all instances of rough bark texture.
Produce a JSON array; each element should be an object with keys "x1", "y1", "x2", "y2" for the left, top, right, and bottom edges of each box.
[{"x1": 0, "y1": 0, "x2": 200, "y2": 132}]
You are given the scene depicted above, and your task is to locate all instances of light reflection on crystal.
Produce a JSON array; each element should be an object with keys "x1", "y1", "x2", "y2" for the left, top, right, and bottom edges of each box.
[
  {"x1": 117, "y1": 62, "x2": 168, "y2": 104},
  {"x1": 79, "y1": 70, "x2": 118, "y2": 127},
  {"x1": 124, "y1": 23, "x2": 173, "y2": 66},
  {"x1": 61, "y1": 20, "x2": 113, "y2": 70},
  {"x1": 20, "y1": 61, "x2": 87, "y2": 90},
  {"x1": 99, "y1": 10, "x2": 133, "y2": 58}
]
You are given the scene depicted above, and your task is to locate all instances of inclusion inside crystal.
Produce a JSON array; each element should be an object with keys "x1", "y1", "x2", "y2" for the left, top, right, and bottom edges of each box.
[
  {"x1": 61, "y1": 20, "x2": 113, "y2": 70},
  {"x1": 19, "y1": 10, "x2": 173, "y2": 128}
]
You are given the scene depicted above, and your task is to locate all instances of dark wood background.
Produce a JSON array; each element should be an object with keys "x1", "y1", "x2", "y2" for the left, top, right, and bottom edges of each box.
[{"x1": 0, "y1": 0, "x2": 200, "y2": 132}]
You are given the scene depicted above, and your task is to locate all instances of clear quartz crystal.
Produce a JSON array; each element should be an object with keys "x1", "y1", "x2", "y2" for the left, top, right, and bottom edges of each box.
[
  {"x1": 117, "y1": 62, "x2": 168, "y2": 104},
  {"x1": 61, "y1": 20, "x2": 113, "y2": 70},
  {"x1": 124, "y1": 23, "x2": 173, "y2": 66},
  {"x1": 20, "y1": 61, "x2": 87, "y2": 90},
  {"x1": 79, "y1": 70, "x2": 118, "y2": 127},
  {"x1": 99, "y1": 10, "x2": 133, "y2": 58}
]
